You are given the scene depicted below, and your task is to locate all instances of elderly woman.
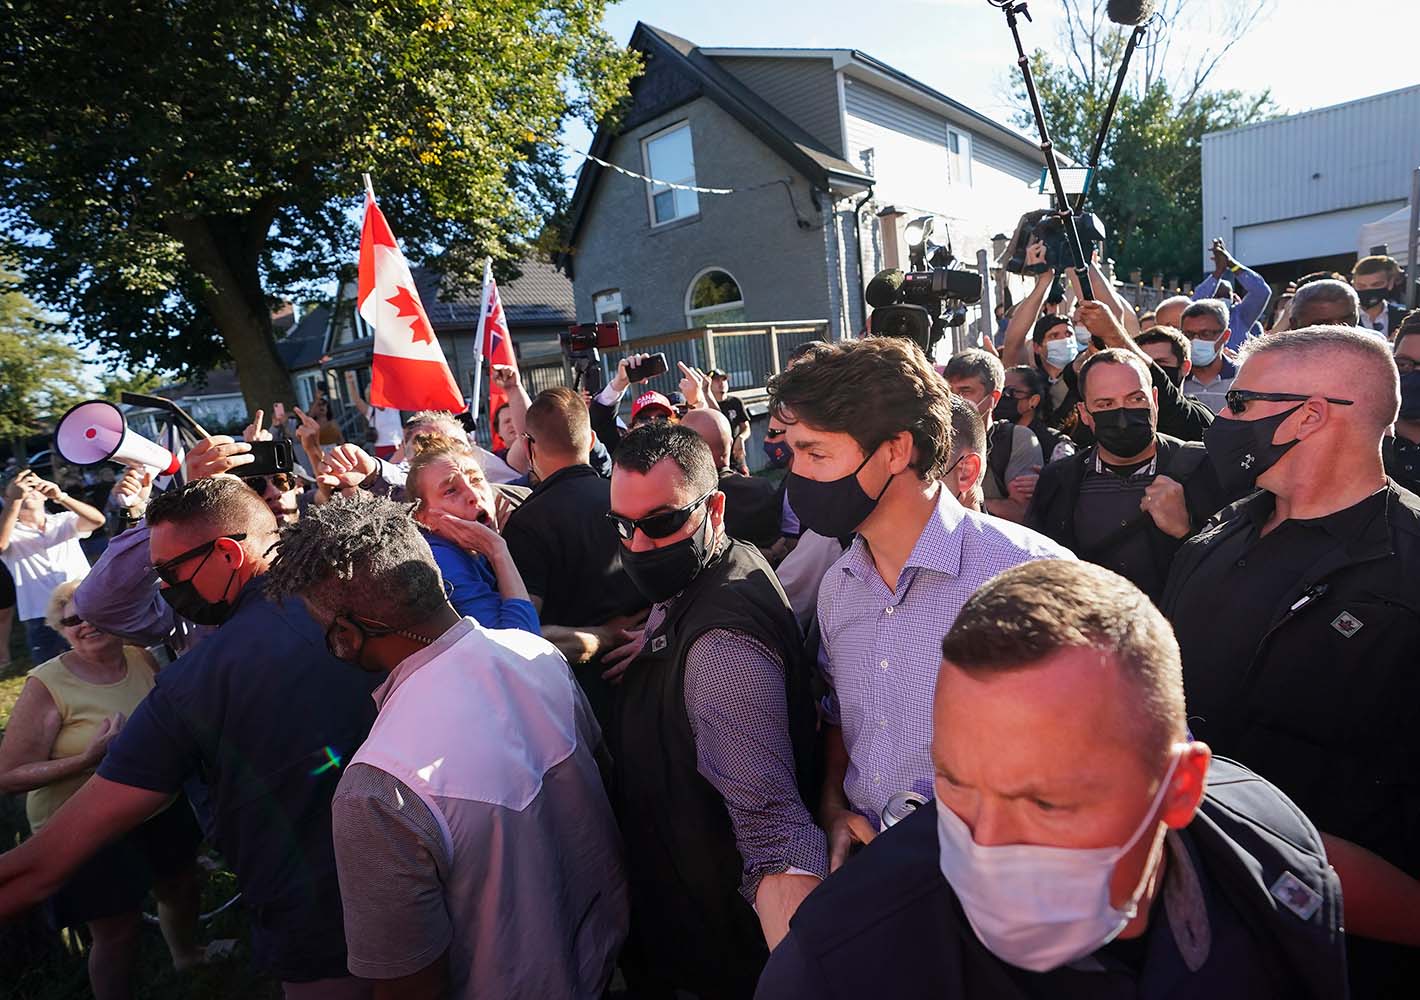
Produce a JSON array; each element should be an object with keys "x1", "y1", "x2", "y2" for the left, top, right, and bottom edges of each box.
[
  {"x1": 0, "y1": 581, "x2": 203, "y2": 999},
  {"x1": 405, "y1": 433, "x2": 540, "y2": 635}
]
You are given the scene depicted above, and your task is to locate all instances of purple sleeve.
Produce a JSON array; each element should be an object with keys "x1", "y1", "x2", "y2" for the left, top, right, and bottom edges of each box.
[
  {"x1": 684, "y1": 629, "x2": 828, "y2": 902},
  {"x1": 71, "y1": 521, "x2": 179, "y2": 648}
]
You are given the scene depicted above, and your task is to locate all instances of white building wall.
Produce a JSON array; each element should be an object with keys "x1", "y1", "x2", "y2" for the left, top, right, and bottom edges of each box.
[
  {"x1": 842, "y1": 77, "x2": 1047, "y2": 266},
  {"x1": 1202, "y1": 85, "x2": 1420, "y2": 269}
]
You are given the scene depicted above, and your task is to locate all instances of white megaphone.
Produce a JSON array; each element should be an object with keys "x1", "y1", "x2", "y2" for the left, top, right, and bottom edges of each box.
[{"x1": 55, "y1": 400, "x2": 181, "y2": 481}]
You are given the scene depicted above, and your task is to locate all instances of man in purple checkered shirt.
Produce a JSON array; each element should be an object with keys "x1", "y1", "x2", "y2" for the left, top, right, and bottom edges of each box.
[{"x1": 769, "y1": 338, "x2": 1073, "y2": 869}]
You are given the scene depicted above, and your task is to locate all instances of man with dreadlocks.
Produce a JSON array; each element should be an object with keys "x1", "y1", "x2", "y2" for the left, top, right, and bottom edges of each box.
[
  {"x1": 265, "y1": 491, "x2": 627, "y2": 999},
  {"x1": 0, "y1": 476, "x2": 378, "y2": 998}
]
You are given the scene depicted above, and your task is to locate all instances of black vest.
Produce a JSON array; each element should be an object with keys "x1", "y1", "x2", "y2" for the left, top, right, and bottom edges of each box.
[{"x1": 609, "y1": 538, "x2": 814, "y2": 997}]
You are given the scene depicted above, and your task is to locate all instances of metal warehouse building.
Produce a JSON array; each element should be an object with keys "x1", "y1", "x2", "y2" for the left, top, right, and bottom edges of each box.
[{"x1": 1202, "y1": 84, "x2": 1420, "y2": 284}]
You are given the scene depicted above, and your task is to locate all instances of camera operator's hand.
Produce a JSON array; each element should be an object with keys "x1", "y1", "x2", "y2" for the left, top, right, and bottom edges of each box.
[
  {"x1": 184, "y1": 435, "x2": 253, "y2": 481},
  {"x1": 611, "y1": 353, "x2": 654, "y2": 394},
  {"x1": 242, "y1": 409, "x2": 273, "y2": 443},
  {"x1": 1075, "y1": 300, "x2": 1124, "y2": 345},
  {"x1": 490, "y1": 364, "x2": 520, "y2": 392},
  {"x1": 1025, "y1": 239, "x2": 1050, "y2": 277}
]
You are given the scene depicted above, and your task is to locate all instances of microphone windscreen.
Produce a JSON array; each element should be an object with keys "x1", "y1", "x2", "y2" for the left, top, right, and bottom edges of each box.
[
  {"x1": 1106, "y1": 0, "x2": 1156, "y2": 25},
  {"x1": 865, "y1": 269, "x2": 905, "y2": 308}
]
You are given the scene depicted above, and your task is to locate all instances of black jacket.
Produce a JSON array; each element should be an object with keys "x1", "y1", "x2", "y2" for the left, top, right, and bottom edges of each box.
[
  {"x1": 757, "y1": 759, "x2": 1346, "y2": 1000},
  {"x1": 1025, "y1": 434, "x2": 1228, "y2": 600},
  {"x1": 1162, "y1": 483, "x2": 1420, "y2": 878}
]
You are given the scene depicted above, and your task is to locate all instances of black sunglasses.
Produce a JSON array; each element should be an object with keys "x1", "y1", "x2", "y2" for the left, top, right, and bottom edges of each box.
[
  {"x1": 59, "y1": 613, "x2": 83, "y2": 628},
  {"x1": 999, "y1": 387, "x2": 1037, "y2": 400},
  {"x1": 1223, "y1": 390, "x2": 1355, "y2": 417},
  {"x1": 243, "y1": 473, "x2": 298, "y2": 495},
  {"x1": 152, "y1": 533, "x2": 247, "y2": 586},
  {"x1": 606, "y1": 490, "x2": 713, "y2": 541}
]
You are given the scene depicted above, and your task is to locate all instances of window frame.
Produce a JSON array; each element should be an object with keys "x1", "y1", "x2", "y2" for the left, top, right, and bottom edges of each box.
[
  {"x1": 641, "y1": 122, "x2": 701, "y2": 229},
  {"x1": 592, "y1": 288, "x2": 623, "y2": 325},
  {"x1": 947, "y1": 127, "x2": 973, "y2": 187},
  {"x1": 684, "y1": 267, "x2": 746, "y2": 328}
]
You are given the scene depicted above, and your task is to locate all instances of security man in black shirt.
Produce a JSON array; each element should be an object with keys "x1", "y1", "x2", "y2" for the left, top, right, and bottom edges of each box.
[
  {"x1": 1027, "y1": 348, "x2": 1226, "y2": 602},
  {"x1": 759, "y1": 560, "x2": 1347, "y2": 1000},
  {"x1": 1163, "y1": 324, "x2": 1420, "y2": 996},
  {"x1": 501, "y1": 387, "x2": 646, "y2": 724}
]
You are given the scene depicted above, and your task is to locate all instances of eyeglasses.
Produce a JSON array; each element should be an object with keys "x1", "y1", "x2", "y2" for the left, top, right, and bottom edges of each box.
[
  {"x1": 58, "y1": 613, "x2": 83, "y2": 628},
  {"x1": 152, "y1": 533, "x2": 247, "y2": 586},
  {"x1": 999, "y1": 387, "x2": 1035, "y2": 400},
  {"x1": 1185, "y1": 328, "x2": 1225, "y2": 340},
  {"x1": 1223, "y1": 390, "x2": 1355, "y2": 416},
  {"x1": 764, "y1": 427, "x2": 786, "y2": 439},
  {"x1": 606, "y1": 490, "x2": 713, "y2": 541},
  {"x1": 243, "y1": 473, "x2": 298, "y2": 495}
]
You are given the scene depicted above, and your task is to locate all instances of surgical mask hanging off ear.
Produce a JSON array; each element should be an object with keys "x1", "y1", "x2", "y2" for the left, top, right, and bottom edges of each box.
[{"x1": 937, "y1": 751, "x2": 1182, "y2": 973}]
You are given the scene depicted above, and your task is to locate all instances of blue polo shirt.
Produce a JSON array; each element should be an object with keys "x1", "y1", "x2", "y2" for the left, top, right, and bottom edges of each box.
[
  {"x1": 98, "y1": 578, "x2": 377, "y2": 982},
  {"x1": 424, "y1": 531, "x2": 540, "y2": 635}
]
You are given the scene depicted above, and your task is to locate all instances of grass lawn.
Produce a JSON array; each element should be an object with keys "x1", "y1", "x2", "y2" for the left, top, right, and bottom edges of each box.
[{"x1": 0, "y1": 626, "x2": 281, "y2": 999}]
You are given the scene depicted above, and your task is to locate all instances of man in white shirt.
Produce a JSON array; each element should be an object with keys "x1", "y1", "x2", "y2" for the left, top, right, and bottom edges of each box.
[{"x1": 0, "y1": 468, "x2": 104, "y2": 662}]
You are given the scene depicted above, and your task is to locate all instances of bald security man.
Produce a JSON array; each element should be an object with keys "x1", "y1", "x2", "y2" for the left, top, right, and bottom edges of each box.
[
  {"x1": 1163, "y1": 324, "x2": 1420, "y2": 995},
  {"x1": 682, "y1": 407, "x2": 783, "y2": 552}
]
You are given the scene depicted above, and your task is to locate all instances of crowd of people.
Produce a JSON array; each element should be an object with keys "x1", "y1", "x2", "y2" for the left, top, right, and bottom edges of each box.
[{"x1": 0, "y1": 238, "x2": 1416, "y2": 1000}]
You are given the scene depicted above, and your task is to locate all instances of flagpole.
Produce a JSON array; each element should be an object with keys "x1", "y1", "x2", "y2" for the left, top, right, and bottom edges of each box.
[
  {"x1": 469, "y1": 259, "x2": 492, "y2": 429},
  {"x1": 362, "y1": 173, "x2": 374, "y2": 198}
]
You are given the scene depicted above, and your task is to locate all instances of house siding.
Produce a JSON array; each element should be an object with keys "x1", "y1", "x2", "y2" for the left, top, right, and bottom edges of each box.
[
  {"x1": 569, "y1": 96, "x2": 831, "y2": 341},
  {"x1": 712, "y1": 56, "x2": 844, "y2": 154},
  {"x1": 842, "y1": 77, "x2": 1047, "y2": 267}
]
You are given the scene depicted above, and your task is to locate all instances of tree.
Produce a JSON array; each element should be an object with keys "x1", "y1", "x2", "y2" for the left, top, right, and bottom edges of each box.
[
  {"x1": 1013, "y1": 0, "x2": 1275, "y2": 282},
  {"x1": 0, "y1": 1, "x2": 639, "y2": 413},
  {"x1": 0, "y1": 270, "x2": 89, "y2": 453}
]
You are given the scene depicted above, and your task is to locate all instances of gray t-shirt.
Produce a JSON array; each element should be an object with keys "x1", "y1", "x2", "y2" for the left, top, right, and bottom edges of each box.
[{"x1": 983, "y1": 424, "x2": 1044, "y2": 500}]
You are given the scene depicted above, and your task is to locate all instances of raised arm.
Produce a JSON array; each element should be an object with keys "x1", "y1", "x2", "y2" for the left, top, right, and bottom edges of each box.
[
  {"x1": 492, "y1": 365, "x2": 535, "y2": 473},
  {"x1": 1002, "y1": 252, "x2": 1055, "y2": 367}
]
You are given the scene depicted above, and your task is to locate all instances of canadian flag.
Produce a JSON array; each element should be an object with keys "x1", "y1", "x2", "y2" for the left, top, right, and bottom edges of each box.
[
  {"x1": 357, "y1": 180, "x2": 465, "y2": 414},
  {"x1": 473, "y1": 261, "x2": 519, "y2": 452}
]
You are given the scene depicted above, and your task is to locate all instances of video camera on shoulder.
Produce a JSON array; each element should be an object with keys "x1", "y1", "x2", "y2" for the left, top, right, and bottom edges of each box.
[
  {"x1": 866, "y1": 215, "x2": 982, "y2": 354},
  {"x1": 561, "y1": 322, "x2": 621, "y2": 394},
  {"x1": 1002, "y1": 208, "x2": 1106, "y2": 276}
]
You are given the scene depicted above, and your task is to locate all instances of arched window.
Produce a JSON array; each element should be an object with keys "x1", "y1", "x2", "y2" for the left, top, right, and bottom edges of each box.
[{"x1": 685, "y1": 268, "x2": 745, "y2": 328}]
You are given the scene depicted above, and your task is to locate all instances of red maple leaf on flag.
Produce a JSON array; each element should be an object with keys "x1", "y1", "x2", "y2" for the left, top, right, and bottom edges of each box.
[{"x1": 385, "y1": 286, "x2": 432, "y2": 345}]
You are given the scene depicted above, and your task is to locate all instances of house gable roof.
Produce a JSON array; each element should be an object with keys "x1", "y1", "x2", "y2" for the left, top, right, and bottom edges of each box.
[
  {"x1": 559, "y1": 22, "x2": 873, "y2": 278},
  {"x1": 411, "y1": 258, "x2": 575, "y2": 330}
]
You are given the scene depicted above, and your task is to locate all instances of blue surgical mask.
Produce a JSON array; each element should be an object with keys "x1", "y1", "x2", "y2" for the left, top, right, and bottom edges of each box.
[
  {"x1": 1074, "y1": 325, "x2": 1093, "y2": 347},
  {"x1": 1189, "y1": 337, "x2": 1219, "y2": 367},
  {"x1": 1044, "y1": 337, "x2": 1078, "y2": 369}
]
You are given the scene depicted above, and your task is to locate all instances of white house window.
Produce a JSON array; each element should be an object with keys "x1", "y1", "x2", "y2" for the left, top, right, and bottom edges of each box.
[
  {"x1": 685, "y1": 268, "x2": 745, "y2": 328},
  {"x1": 947, "y1": 129, "x2": 972, "y2": 186},
  {"x1": 593, "y1": 288, "x2": 623, "y2": 325},
  {"x1": 643, "y1": 123, "x2": 699, "y2": 226}
]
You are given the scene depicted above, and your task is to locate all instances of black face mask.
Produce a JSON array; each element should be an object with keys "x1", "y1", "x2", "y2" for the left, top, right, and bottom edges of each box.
[
  {"x1": 1399, "y1": 372, "x2": 1420, "y2": 420},
  {"x1": 1204, "y1": 404, "x2": 1303, "y2": 496},
  {"x1": 787, "y1": 443, "x2": 894, "y2": 539},
  {"x1": 1357, "y1": 288, "x2": 1389, "y2": 309},
  {"x1": 158, "y1": 548, "x2": 239, "y2": 627},
  {"x1": 995, "y1": 395, "x2": 1023, "y2": 423},
  {"x1": 619, "y1": 508, "x2": 714, "y2": 604},
  {"x1": 1158, "y1": 365, "x2": 1185, "y2": 388},
  {"x1": 1089, "y1": 407, "x2": 1154, "y2": 459}
]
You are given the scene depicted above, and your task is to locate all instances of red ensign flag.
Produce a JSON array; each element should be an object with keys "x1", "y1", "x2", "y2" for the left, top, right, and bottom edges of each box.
[
  {"x1": 480, "y1": 269, "x2": 519, "y2": 452},
  {"x1": 357, "y1": 185, "x2": 465, "y2": 414}
]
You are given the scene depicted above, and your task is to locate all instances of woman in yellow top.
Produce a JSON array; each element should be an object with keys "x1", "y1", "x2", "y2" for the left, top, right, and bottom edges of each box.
[{"x1": 0, "y1": 580, "x2": 204, "y2": 999}]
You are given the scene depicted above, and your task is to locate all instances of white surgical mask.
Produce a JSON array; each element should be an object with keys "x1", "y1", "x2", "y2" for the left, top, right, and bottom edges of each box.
[
  {"x1": 1044, "y1": 337, "x2": 1078, "y2": 369},
  {"x1": 1189, "y1": 337, "x2": 1219, "y2": 367},
  {"x1": 1074, "y1": 324, "x2": 1093, "y2": 346},
  {"x1": 937, "y1": 751, "x2": 1181, "y2": 973}
]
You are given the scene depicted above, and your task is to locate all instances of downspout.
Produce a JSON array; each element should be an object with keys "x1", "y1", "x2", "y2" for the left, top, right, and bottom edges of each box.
[
  {"x1": 853, "y1": 185, "x2": 875, "y2": 336},
  {"x1": 816, "y1": 189, "x2": 845, "y2": 342}
]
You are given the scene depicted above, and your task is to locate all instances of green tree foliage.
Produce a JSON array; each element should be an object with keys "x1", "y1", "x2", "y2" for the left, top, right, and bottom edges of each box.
[
  {"x1": 0, "y1": 270, "x2": 89, "y2": 445},
  {"x1": 0, "y1": 1, "x2": 639, "y2": 412},
  {"x1": 1014, "y1": 0, "x2": 1274, "y2": 282}
]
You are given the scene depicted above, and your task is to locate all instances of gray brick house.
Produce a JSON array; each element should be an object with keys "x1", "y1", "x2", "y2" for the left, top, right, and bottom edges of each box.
[{"x1": 558, "y1": 23, "x2": 1054, "y2": 351}]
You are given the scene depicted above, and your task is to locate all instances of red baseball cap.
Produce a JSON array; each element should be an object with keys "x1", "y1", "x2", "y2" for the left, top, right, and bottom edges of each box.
[{"x1": 631, "y1": 390, "x2": 675, "y2": 423}]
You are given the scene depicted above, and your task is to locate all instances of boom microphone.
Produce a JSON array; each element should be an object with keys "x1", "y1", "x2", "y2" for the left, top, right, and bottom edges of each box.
[
  {"x1": 865, "y1": 269, "x2": 906, "y2": 308},
  {"x1": 1106, "y1": 0, "x2": 1157, "y2": 25}
]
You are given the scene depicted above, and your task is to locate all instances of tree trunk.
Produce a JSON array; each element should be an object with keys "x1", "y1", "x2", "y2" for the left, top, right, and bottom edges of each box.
[{"x1": 166, "y1": 213, "x2": 296, "y2": 419}]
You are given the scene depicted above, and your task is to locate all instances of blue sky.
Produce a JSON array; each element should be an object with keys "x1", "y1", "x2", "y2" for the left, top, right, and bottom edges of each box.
[{"x1": 559, "y1": 0, "x2": 1420, "y2": 181}]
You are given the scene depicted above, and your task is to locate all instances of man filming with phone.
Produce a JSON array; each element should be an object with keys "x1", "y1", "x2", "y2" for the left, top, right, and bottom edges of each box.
[{"x1": 589, "y1": 352, "x2": 675, "y2": 453}]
